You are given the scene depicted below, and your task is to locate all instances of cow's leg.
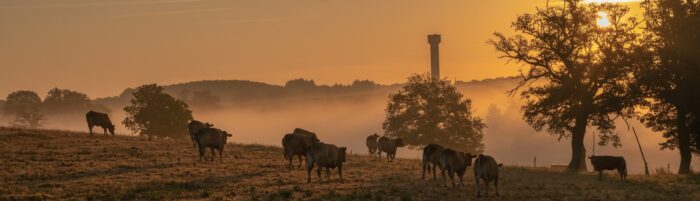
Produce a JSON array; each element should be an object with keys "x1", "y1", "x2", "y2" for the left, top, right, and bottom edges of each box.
[
  {"x1": 325, "y1": 167, "x2": 331, "y2": 181},
  {"x1": 484, "y1": 180, "x2": 490, "y2": 197},
  {"x1": 433, "y1": 164, "x2": 439, "y2": 180},
  {"x1": 458, "y1": 170, "x2": 465, "y2": 187},
  {"x1": 103, "y1": 127, "x2": 108, "y2": 135},
  {"x1": 306, "y1": 164, "x2": 313, "y2": 183},
  {"x1": 475, "y1": 176, "x2": 481, "y2": 197},
  {"x1": 338, "y1": 165, "x2": 344, "y2": 183},
  {"x1": 298, "y1": 155, "x2": 303, "y2": 169},
  {"x1": 288, "y1": 154, "x2": 294, "y2": 170},
  {"x1": 198, "y1": 146, "x2": 205, "y2": 161},
  {"x1": 377, "y1": 150, "x2": 382, "y2": 160},
  {"x1": 210, "y1": 147, "x2": 216, "y2": 161},
  {"x1": 422, "y1": 161, "x2": 427, "y2": 180},
  {"x1": 317, "y1": 168, "x2": 323, "y2": 183},
  {"x1": 441, "y1": 166, "x2": 447, "y2": 187},
  {"x1": 219, "y1": 148, "x2": 223, "y2": 163},
  {"x1": 88, "y1": 125, "x2": 93, "y2": 136},
  {"x1": 618, "y1": 168, "x2": 624, "y2": 181},
  {"x1": 448, "y1": 168, "x2": 455, "y2": 187},
  {"x1": 495, "y1": 176, "x2": 500, "y2": 196},
  {"x1": 598, "y1": 170, "x2": 603, "y2": 181}
]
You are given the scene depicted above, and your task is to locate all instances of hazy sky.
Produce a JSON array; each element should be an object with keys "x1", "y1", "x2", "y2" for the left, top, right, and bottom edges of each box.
[{"x1": 0, "y1": 0, "x2": 640, "y2": 98}]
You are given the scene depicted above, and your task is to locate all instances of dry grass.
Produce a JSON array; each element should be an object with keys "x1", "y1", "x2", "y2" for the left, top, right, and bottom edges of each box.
[{"x1": 1, "y1": 127, "x2": 698, "y2": 201}]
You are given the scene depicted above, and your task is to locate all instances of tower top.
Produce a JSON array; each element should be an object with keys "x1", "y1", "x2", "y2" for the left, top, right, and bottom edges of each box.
[{"x1": 428, "y1": 34, "x2": 441, "y2": 44}]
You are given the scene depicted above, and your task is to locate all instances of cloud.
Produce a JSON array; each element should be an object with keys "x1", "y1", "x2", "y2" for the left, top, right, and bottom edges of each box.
[
  {"x1": 0, "y1": 0, "x2": 206, "y2": 9},
  {"x1": 113, "y1": 8, "x2": 232, "y2": 18}
]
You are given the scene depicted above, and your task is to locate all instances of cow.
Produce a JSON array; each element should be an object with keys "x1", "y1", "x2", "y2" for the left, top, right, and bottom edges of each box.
[
  {"x1": 474, "y1": 154, "x2": 502, "y2": 197},
  {"x1": 366, "y1": 133, "x2": 380, "y2": 157},
  {"x1": 377, "y1": 136, "x2": 404, "y2": 162},
  {"x1": 589, "y1": 155, "x2": 627, "y2": 181},
  {"x1": 282, "y1": 132, "x2": 320, "y2": 169},
  {"x1": 423, "y1": 144, "x2": 445, "y2": 180},
  {"x1": 195, "y1": 127, "x2": 232, "y2": 162},
  {"x1": 439, "y1": 148, "x2": 476, "y2": 187},
  {"x1": 85, "y1": 111, "x2": 115, "y2": 136},
  {"x1": 188, "y1": 120, "x2": 213, "y2": 147},
  {"x1": 306, "y1": 142, "x2": 347, "y2": 183}
]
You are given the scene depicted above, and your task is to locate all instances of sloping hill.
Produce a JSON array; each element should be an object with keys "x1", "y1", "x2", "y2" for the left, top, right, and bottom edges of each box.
[{"x1": 1, "y1": 128, "x2": 698, "y2": 200}]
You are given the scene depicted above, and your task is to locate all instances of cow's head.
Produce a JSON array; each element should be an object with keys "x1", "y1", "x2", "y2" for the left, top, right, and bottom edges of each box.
[
  {"x1": 338, "y1": 147, "x2": 347, "y2": 162},
  {"x1": 107, "y1": 125, "x2": 115, "y2": 135},
  {"x1": 464, "y1": 153, "x2": 477, "y2": 167},
  {"x1": 205, "y1": 123, "x2": 214, "y2": 128},
  {"x1": 395, "y1": 138, "x2": 405, "y2": 147}
]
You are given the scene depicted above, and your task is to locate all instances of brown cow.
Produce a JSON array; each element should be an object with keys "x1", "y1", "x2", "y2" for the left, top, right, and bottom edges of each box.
[
  {"x1": 377, "y1": 136, "x2": 404, "y2": 162},
  {"x1": 589, "y1": 155, "x2": 627, "y2": 181},
  {"x1": 188, "y1": 120, "x2": 213, "y2": 147},
  {"x1": 422, "y1": 143, "x2": 445, "y2": 180},
  {"x1": 282, "y1": 132, "x2": 319, "y2": 169},
  {"x1": 306, "y1": 142, "x2": 347, "y2": 183},
  {"x1": 366, "y1": 133, "x2": 380, "y2": 157},
  {"x1": 474, "y1": 154, "x2": 502, "y2": 197},
  {"x1": 195, "y1": 127, "x2": 232, "y2": 162},
  {"x1": 439, "y1": 148, "x2": 476, "y2": 187},
  {"x1": 86, "y1": 111, "x2": 115, "y2": 136}
]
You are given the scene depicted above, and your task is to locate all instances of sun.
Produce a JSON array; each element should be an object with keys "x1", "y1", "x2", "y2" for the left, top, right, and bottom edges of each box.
[{"x1": 596, "y1": 11, "x2": 611, "y2": 27}]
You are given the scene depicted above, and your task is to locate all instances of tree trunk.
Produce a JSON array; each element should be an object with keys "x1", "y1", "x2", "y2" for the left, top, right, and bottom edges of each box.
[
  {"x1": 568, "y1": 114, "x2": 588, "y2": 172},
  {"x1": 676, "y1": 107, "x2": 692, "y2": 175}
]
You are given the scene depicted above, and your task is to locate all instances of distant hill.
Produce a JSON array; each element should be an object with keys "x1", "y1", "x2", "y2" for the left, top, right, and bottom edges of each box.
[{"x1": 93, "y1": 77, "x2": 519, "y2": 111}]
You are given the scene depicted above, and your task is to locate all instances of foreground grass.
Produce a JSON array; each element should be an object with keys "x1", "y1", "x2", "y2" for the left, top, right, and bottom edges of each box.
[{"x1": 0, "y1": 127, "x2": 698, "y2": 201}]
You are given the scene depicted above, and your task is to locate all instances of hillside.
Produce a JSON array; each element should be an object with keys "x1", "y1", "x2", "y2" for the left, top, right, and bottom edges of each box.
[{"x1": 1, "y1": 128, "x2": 698, "y2": 201}]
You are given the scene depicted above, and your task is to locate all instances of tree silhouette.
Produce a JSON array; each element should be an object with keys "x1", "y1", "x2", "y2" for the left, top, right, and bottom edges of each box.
[
  {"x1": 383, "y1": 73, "x2": 485, "y2": 153},
  {"x1": 3, "y1": 90, "x2": 45, "y2": 128},
  {"x1": 42, "y1": 88, "x2": 109, "y2": 115},
  {"x1": 490, "y1": 0, "x2": 641, "y2": 172},
  {"x1": 637, "y1": 0, "x2": 700, "y2": 174},
  {"x1": 123, "y1": 84, "x2": 193, "y2": 140}
]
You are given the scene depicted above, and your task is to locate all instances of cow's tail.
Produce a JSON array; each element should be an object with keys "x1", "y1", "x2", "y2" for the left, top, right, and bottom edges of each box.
[{"x1": 282, "y1": 135, "x2": 291, "y2": 160}]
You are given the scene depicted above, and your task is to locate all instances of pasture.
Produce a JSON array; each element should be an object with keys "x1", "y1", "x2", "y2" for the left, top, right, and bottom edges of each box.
[{"x1": 0, "y1": 127, "x2": 698, "y2": 201}]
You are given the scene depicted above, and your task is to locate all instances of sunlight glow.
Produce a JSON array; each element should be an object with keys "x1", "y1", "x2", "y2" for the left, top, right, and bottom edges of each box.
[
  {"x1": 596, "y1": 11, "x2": 611, "y2": 27},
  {"x1": 584, "y1": 0, "x2": 641, "y2": 3}
]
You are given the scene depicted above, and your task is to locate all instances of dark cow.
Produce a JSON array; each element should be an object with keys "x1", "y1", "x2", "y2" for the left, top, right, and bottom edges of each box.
[
  {"x1": 293, "y1": 128, "x2": 317, "y2": 138},
  {"x1": 282, "y1": 132, "x2": 320, "y2": 169},
  {"x1": 377, "y1": 136, "x2": 405, "y2": 162},
  {"x1": 439, "y1": 148, "x2": 476, "y2": 187},
  {"x1": 85, "y1": 111, "x2": 115, "y2": 136},
  {"x1": 188, "y1": 120, "x2": 213, "y2": 147},
  {"x1": 366, "y1": 133, "x2": 380, "y2": 157},
  {"x1": 423, "y1": 143, "x2": 445, "y2": 180},
  {"x1": 589, "y1": 155, "x2": 627, "y2": 181},
  {"x1": 474, "y1": 154, "x2": 502, "y2": 197},
  {"x1": 306, "y1": 142, "x2": 347, "y2": 183},
  {"x1": 195, "y1": 127, "x2": 232, "y2": 162}
]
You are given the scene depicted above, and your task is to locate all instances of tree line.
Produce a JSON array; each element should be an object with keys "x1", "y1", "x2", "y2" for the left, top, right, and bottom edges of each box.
[{"x1": 490, "y1": 0, "x2": 700, "y2": 174}]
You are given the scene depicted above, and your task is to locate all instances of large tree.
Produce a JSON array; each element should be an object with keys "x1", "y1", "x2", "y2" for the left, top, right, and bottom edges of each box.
[
  {"x1": 3, "y1": 90, "x2": 45, "y2": 128},
  {"x1": 383, "y1": 73, "x2": 485, "y2": 153},
  {"x1": 42, "y1": 88, "x2": 109, "y2": 115},
  {"x1": 490, "y1": 0, "x2": 641, "y2": 171},
  {"x1": 123, "y1": 84, "x2": 193, "y2": 140},
  {"x1": 637, "y1": 0, "x2": 700, "y2": 174}
]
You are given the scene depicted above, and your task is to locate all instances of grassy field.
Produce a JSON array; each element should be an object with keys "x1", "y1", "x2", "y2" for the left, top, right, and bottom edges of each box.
[{"x1": 1, "y1": 127, "x2": 698, "y2": 201}]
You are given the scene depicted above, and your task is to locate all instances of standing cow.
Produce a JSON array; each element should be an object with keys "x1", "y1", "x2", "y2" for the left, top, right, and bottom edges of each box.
[
  {"x1": 85, "y1": 111, "x2": 115, "y2": 136},
  {"x1": 282, "y1": 131, "x2": 320, "y2": 169},
  {"x1": 195, "y1": 127, "x2": 232, "y2": 162},
  {"x1": 439, "y1": 148, "x2": 476, "y2": 187},
  {"x1": 306, "y1": 141, "x2": 347, "y2": 183},
  {"x1": 589, "y1": 155, "x2": 627, "y2": 181},
  {"x1": 377, "y1": 136, "x2": 405, "y2": 162},
  {"x1": 188, "y1": 120, "x2": 213, "y2": 147},
  {"x1": 366, "y1": 133, "x2": 380, "y2": 157},
  {"x1": 423, "y1": 143, "x2": 445, "y2": 180},
  {"x1": 474, "y1": 154, "x2": 502, "y2": 197}
]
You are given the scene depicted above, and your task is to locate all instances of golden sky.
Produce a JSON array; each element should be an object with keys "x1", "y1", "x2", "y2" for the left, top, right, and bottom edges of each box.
[{"x1": 0, "y1": 0, "x2": 641, "y2": 98}]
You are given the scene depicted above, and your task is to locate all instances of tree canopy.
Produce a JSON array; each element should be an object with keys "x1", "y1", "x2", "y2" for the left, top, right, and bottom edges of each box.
[
  {"x1": 123, "y1": 84, "x2": 193, "y2": 139},
  {"x1": 3, "y1": 90, "x2": 45, "y2": 128},
  {"x1": 383, "y1": 73, "x2": 485, "y2": 153}
]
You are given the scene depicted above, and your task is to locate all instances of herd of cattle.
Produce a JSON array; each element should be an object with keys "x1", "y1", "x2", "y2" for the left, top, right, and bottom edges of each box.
[{"x1": 85, "y1": 110, "x2": 630, "y2": 197}]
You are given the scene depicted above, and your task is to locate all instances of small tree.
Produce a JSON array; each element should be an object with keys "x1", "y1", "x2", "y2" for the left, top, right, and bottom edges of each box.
[
  {"x1": 383, "y1": 73, "x2": 485, "y2": 153},
  {"x1": 3, "y1": 90, "x2": 45, "y2": 128},
  {"x1": 490, "y1": 0, "x2": 641, "y2": 171},
  {"x1": 123, "y1": 84, "x2": 193, "y2": 139}
]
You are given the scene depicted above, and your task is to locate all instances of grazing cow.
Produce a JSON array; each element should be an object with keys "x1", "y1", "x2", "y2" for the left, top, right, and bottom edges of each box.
[
  {"x1": 377, "y1": 136, "x2": 405, "y2": 162},
  {"x1": 306, "y1": 142, "x2": 347, "y2": 183},
  {"x1": 589, "y1": 155, "x2": 627, "y2": 181},
  {"x1": 366, "y1": 133, "x2": 380, "y2": 157},
  {"x1": 188, "y1": 120, "x2": 213, "y2": 147},
  {"x1": 439, "y1": 148, "x2": 476, "y2": 187},
  {"x1": 282, "y1": 132, "x2": 320, "y2": 169},
  {"x1": 85, "y1": 111, "x2": 115, "y2": 136},
  {"x1": 423, "y1": 143, "x2": 446, "y2": 180},
  {"x1": 474, "y1": 154, "x2": 502, "y2": 197},
  {"x1": 195, "y1": 127, "x2": 232, "y2": 162}
]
